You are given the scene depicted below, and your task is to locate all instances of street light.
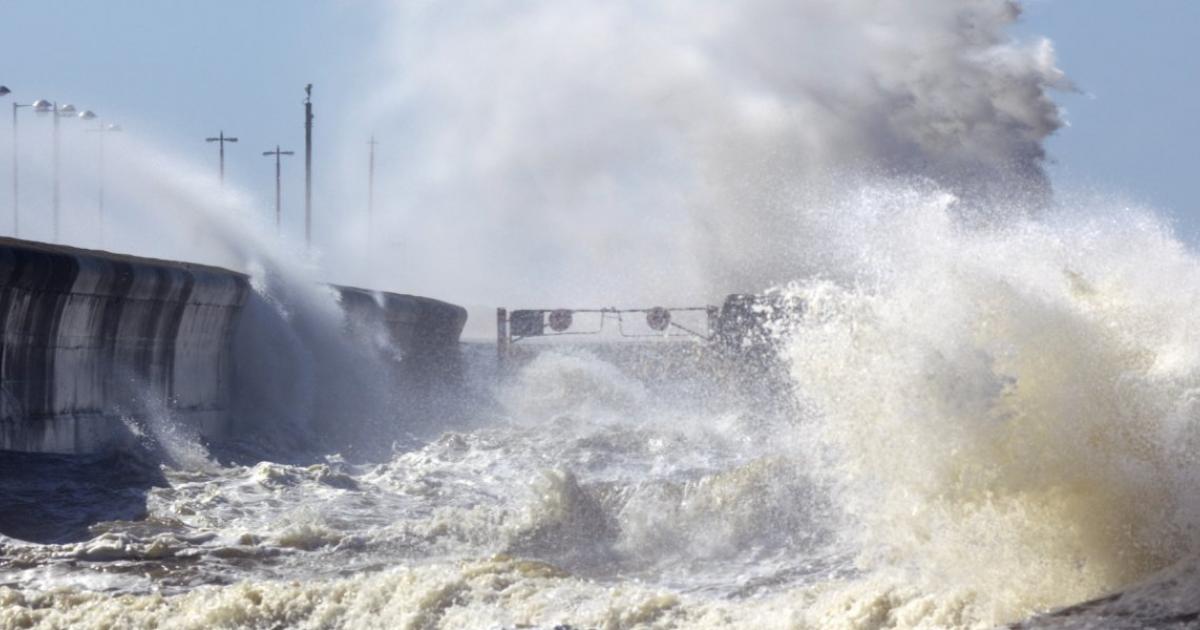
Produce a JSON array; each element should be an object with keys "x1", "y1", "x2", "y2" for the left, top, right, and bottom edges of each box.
[
  {"x1": 205, "y1": 131, "x2": 238, "y2": 185},
  {"x1": 33, "y1": 100, "x2": 88, "y2": 242},
  {"x1": 86, "y1": 119, "x2": 121, "y2": 247},
  {"x1": 262, "y1": 145, "x2": 294, "y2": 232},
  {"x1": 0, "y1": 85, "x2": 14, "y2": 237},
  {"x1": 10, "y1": 94, "x2": 32, "y2": 237},
  {"x1": 366, "y1": 135, "x2": 378, "y2": 261},
  {"x1": 367, "y1": 136, "x2": 377, "y2": 236}
]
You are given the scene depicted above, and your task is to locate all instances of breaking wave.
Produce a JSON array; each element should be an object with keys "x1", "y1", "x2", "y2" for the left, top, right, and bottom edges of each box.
[{"x1": 6, "y1": 1, "x2": 1200, "y2": 629}]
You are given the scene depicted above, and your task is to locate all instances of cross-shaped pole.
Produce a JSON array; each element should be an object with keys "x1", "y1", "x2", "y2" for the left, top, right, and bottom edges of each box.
[
  {"x1": 205, "y1": 131, "x2": 238, "y2": 185},
  {"x1": 262, "y1": 145, "x2": 295, "y2": 231}
]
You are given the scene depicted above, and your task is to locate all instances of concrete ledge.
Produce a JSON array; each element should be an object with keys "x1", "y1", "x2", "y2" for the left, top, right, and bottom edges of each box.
[
  {"x1": 0, "y1": 238, "x2": 248, "y2": 454},
  {"x1": 336, "y1": 285, "x2": 468, "y2": 358},
  {"x1": 0, "y1": 238, "x2": 470, "y2": 455}
]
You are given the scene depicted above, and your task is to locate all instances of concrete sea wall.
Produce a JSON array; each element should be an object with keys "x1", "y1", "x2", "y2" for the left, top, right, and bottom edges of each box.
[
  {"x1": 227, "y1": 285, "x2": 468, "y2": 459},
  {"x1": 334, "y1": 286, "x2": 469, "y2": 453},
  {"x1": 0, "y1": 240, "x2": 469, "y2": 455},
  {"x1": 0, "y1": 239, "x2": 248, "y2": 454},
  {"x1": 336, "y1": 286, "x2": 468, "y2": 360}
]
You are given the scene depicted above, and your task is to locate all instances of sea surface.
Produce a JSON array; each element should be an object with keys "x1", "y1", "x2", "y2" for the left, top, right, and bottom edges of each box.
[
  {"x1": 4, "y1": 252, "x2": 1200, "y2": 630},
  {"x1": 0, "y1": 342, "x2": 850, "y2": 628}
]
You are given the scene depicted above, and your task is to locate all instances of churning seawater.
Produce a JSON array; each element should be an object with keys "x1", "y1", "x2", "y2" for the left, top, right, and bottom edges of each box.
[
  {"x1": 3, "y1": 0, "x2": 1195, "y2": 625},
  {"x1": 4, "y1": 191, "x2": 1200, "y2": 630},
  {"x1": 0, "y1": 337, "x2": 842, "y2": 629}
]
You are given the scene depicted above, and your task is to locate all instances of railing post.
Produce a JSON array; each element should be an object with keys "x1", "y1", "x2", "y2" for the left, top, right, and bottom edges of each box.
[{"x1": 496, "y1": 308, "x2": 509, "y2": 374}]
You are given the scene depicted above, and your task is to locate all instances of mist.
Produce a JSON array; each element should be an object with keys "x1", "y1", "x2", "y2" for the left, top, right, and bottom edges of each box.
[
  {"x1": 329, "y1": 0, "x2": 1067, "y2": 308},
  {"x1": 7, "y1": 1, "x2": 1067, "y2": 314}
]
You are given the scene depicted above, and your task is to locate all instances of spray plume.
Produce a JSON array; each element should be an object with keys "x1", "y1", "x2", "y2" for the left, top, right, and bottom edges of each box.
[{"x1": 349, "y1": 0, "x2": 1067, "y2": 305}]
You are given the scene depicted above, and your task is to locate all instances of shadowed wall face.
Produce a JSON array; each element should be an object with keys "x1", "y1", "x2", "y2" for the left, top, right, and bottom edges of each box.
[
  {"x1": 0, "y1": 239, "x2": 470, "y2": 457},
  {"x1": 0, "y1": 240, "x2": 247, "y2": 454}
]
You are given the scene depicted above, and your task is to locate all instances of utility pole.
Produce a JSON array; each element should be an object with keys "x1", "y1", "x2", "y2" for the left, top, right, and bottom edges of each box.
[
  {"x1": 304, "y1": 84, "x2": 313, "y2": 251},
  {"x1": 205, "y1": 131, "x2": 238, "y2": 185},
  {"x1": 367, "y1": 135, "x2": 377, "y2": 241},
  {"x1": 262, "y1": 145, "x2": 294, "y2": 231}
]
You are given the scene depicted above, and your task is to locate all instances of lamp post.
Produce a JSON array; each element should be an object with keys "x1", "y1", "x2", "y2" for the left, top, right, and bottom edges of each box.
[
  {"x1": 303, "y1": 84, "x2": 313, "y2": 251},
  {"x1": 86, "y1": 120, "x2": 121, "y2": 247},
  {"x1": 367, "y1": 135, "x2": 377, "y2": 239},
  {"x1": 10, "y1": 99, "x2": 33, "y2": 237},
  {"x1": 205, "y1": 131, "x2": 238, "y2": 185},
  {"x1": 0, "y1": 85, "x2": 18, "y2": 238},
  {"x1": 261, "y1": 145, "x2": 294, "y2": 232},
  {"x1": 33, "y1": 100, "x2": 86, "y2": 242}
]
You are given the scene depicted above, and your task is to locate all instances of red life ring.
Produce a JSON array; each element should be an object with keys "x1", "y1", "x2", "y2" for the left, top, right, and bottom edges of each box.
[
  {"x1": 646, "y1": 307, "x2": 671, "y2": 331},
  {"x1": 548, "y1": 309, "x2": 573, "y2": 332}
]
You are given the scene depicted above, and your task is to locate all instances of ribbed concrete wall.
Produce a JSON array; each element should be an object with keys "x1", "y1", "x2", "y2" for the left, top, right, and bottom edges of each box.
[
  {"x1": 332, "y1": 286, "x2": 469, "y2": 458},
  {"x1": 0, "y1": 239, "x2": 248, "y2": 454},
  {"x1": 0, "y1": 240, "x2": 469, "y2": 456},
  {"x1": 336, "y1": 286, "x2": 467, "y2": 359}
]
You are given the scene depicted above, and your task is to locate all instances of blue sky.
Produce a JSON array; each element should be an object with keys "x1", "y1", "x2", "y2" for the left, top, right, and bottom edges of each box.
[
  {"x1": 1014, "y1": 1, "x2": 1200, "y2": 239},
  {"x1": 1, "y1": 1, "x2": 1198, "y2": 247},
  {"x1": 0, "y1": 1, "x2": 378, "y2": 250}
]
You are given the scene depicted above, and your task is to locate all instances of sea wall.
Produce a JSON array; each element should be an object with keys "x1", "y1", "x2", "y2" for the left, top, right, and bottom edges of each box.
[
  {"x1": 0, "y1": 239, "x2": 470, "y2": 456},
  {"x1": 336, "y1": 286, "x2": 469, "y2": 433},
  {"x1": 0, "y1": 239, "x2": 248, "y2": 454},
  {"x1": 336, "y1": 286, "x2": 468, "y2": 361}
]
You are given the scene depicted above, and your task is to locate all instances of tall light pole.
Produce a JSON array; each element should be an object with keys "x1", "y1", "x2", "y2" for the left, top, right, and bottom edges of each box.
[
  {"x1": 205, "y1": 131, "x2": 238, "y2": 185},
  {"x1": 261, "y1": 145, "x2": 294, "y2": 231},
  {"x1": 33, "y1": 100, "x2": 85, "y2": 242},
  {"x1": 304, "y1": 84, "x2": 313, "y2": 251},
  {"x1": 0, "y1": 85, "x2": 19, "y2": 238},
  {"x1": 10, "y1": 99, "x2": 33, "y2": 237},
  {"x1": 86, "y1": 120, "x2": 121, "y2": 247},
  {"x1": 367, "y1": 135, "x2": 377, "y2": 238}
]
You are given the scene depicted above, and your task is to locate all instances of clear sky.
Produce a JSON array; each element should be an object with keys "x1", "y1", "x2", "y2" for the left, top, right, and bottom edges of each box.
[
  {"x1": 1015, "y1": 0, "x2": 1200, "y2": 241},
  {"x1": 1, "y1": 1, "x2": 1198, "y2": 247},
  {"x1": 0, "y1": 1, "x2": 379, "y2": 253}
]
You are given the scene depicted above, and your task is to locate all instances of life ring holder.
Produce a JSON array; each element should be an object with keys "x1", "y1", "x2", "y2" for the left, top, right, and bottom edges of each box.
[
  {"x1": 548, "y1": 309, "x2": 574, "y2": 332},
  {"x1": 645, "y1": 307, "x2": 671, "y2": 332}
]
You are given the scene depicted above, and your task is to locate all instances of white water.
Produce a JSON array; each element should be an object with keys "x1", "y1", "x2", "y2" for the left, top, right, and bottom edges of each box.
[
  {"x1": 781, "y1": 190, "x2": 1200, "y2": 625},
  {"x1": 5, "y1": 1, "x2": 1200, "y2": 628},
  {"x1": 350, "y1": 0, "x2": 1065, "y2": 306},
  {"x1": 6, "y1": 190, "x2": 1200, "y2": 628}
]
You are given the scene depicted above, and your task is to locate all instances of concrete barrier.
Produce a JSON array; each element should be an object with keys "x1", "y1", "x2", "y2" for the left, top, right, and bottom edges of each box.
[
  {"x1": 0, "y1": 240, "x2": 469, "y2": 456},
  {"x1": 336, "y1": 285, "x2": 468, "y2": 360},
  {"x1": 0, "y1": 238, "x2": 248, "y2": 454},
  {"x1": 225, "y1": 285, "x2": 468, "y2": 459},
  {"x1": 336, "y1": 286, "x2": 469, "y2": 446}
]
